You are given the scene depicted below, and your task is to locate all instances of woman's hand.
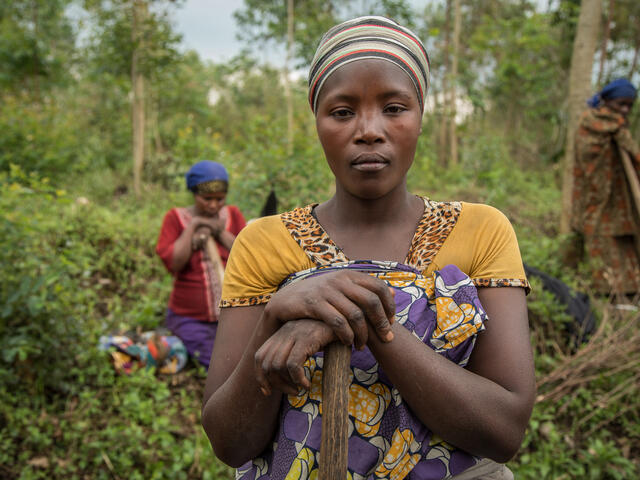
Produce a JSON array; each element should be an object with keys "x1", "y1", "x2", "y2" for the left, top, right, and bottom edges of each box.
[
  {"x1": 191, "y1": 226, "x2": 210, "y2": 250},
  {"x1": 190, "y1": 216, "x2": 226, "y2": 251},
  {"x1": 192, "y1": 215, "x2": 225, "y2": 237},
  {"x1": 254, "y1": 319, "x2": 336, "y2": 396},
  {"x1": 264, "y1": 270, "x2": 396, "y2": 350}
]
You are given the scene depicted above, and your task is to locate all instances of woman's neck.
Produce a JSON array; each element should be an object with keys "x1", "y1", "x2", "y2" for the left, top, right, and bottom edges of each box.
[
  {"x1": 314, "y1": 183, "x2": 425, "y2": 262},
  {"x1": 319, "y1": 185, "x2": 420, "y2": 228}
]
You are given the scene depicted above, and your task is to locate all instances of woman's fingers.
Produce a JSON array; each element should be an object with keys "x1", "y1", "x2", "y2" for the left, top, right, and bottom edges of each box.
[
  {"x1": 326, "y1": 293, "x2": 368, "y2": 349},
  {"x1": 254, "y1": 320, "x2": 336, "y2": 395},
  {"x1": 255, "y1": 337, "x2": 290, "y2": 395},
  {"x1": 268, "y1": 271, "x2": 397, "y2": 348},
  {"x1": 349, "y1": 275, "x2": 396, "y2": 342},
  {"x1": 311, "y1": 297, "x2": 355, "y2": 346},
  {"x1": 323, "y1": 273, "x2": 395, "y2": 346},
  {"x1": 255, "y1": 330, "x2": 305, "y2": 395},
  {"x1": 286, "y1": 321, "x2": 334, "y2": 389}
]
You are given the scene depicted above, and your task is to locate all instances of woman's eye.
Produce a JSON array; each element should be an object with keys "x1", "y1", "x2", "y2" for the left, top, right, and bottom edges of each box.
[
  {"x1": 331, "y1": 108, "x2": 353, "y2": 118},
  {"x1": 385, "y1": 105, "x2": 406, "y2": 114}
]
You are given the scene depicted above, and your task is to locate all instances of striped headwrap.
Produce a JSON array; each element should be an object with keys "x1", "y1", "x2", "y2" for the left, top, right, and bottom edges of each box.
[{"x1": 308, "y1": 16, "x2": 430, "y2": 115}]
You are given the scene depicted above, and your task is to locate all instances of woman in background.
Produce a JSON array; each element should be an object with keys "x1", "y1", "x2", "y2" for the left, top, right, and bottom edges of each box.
[
  {"x1": 156, "y1": 160, "x2": 246, "y2": 368},
  {"x1": 572, "y1": 78, "x2": 640, "y2": 294}
]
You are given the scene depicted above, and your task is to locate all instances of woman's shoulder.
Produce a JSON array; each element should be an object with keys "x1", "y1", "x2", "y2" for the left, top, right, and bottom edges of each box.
[
  {"x1": 225, "y1": 204, "x2": 243, "y2": 215},
  {"x1": 579, "y1": 107, "x2": 625, "y2": 134},
  {"x1": 416, "y1": 197, "x2": 508, "y2": 231},
  {"x1": 236, "y1": 214, "x2": 286, "y2": 241},
  {"x1": 159, "y1": 207, "x2": 183, "y2": 227},
  {"x1": 435, "y1": 201, "x2": 517, "y2": 254},
  {"x1": 458, "y1": 201, "x2": 511, "y2": 225},
  {"x1": 221, "y1": 212, "x2": 315, "y2": 305}
]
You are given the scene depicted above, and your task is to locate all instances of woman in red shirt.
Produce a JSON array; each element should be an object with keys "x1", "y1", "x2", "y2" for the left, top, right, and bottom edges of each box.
[{"x1": 156, "y1": 160, "x2": 246, "y2": 367}]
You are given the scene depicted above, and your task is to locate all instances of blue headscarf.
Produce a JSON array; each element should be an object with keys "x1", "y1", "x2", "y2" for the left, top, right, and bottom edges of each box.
[
  {"x1": 185, "y1": 160, "x2": 229, "y2": 192},
  {"x1": 587, "y1": 78, "x2": 637, "y2": 108}
]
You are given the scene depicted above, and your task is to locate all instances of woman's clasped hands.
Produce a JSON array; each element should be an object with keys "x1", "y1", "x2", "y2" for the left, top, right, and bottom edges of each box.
[
  {"x1": 254, "y1": 270, "x2": 396, "y2": 396},
  {"x1": 190, "y1": 216, "x2": 225, "y2": 251}
]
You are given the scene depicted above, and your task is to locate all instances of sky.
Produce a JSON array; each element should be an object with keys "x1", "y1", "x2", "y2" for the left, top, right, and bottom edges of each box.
[
  {"x1": 172, "y1": 0, "x2": 442, "y2": 66},
  {"x1": 173, "y1": 0, "x2": 248, "y2": 63}
]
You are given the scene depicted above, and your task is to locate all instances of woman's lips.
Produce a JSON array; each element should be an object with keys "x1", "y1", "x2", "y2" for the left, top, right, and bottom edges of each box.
[{"x1": 351, "y1": 153, "x2": 389, "y2": 172}]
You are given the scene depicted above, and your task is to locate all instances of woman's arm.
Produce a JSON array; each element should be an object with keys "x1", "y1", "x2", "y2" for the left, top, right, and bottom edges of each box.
[
  {"x1": 366, "y1": 286, "x2": 535, "y2": 462},
  {"x1": 214, "y1": 228, "x2": 236, "y2": 251},
  {"x1": 169, "y1": 220, "x2": 201, "y2": 273},
  {"x1": 202, "y1": 270, "x2": 397, "y2": 467},
  {"x1": 202, "y1": 304, "x2": 285, "y2": 467},
  {"x1": 252, "y1": 284, "x2": 534, "y2": 462}
]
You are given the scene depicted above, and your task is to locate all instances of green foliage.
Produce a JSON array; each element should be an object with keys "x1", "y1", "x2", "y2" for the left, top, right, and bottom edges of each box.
[
  {"x1": 233, "y1": 0, "x2": 415, "y2": 67},
  {"x1": 2, "y1": 0, "x2": 640, "y2": 478},
  {"x1": 0, "y1": 96, "x2": 85, "y2": 176},
  {"x1": 0, "y1": 166, "x2": 234, "y2": 479},
  {"x1": 0, "y1": 354, "x2": 233, "y2": 479},
  {"x1": 0, "y1": 0, "x2": 76, "y2": 93},
  {"x1": 468, "y1": 8, "x2": 566, "y2": 157}
]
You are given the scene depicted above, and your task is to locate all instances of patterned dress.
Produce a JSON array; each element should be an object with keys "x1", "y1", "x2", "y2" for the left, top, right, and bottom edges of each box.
[
  {"x1": 225, "y1": 198, "x2": 529, "y2": 480},
  {"x1": 237, "y1": 262, "x2": 486, "y2": 480},
  {"x1": 572, "y1": 106, "x2": 640, "y2": 293}
]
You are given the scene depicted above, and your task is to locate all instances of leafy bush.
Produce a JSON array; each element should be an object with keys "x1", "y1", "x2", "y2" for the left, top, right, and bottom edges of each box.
[{"x1": 0, "y1": 167, "x2": 233, "y2": 479}]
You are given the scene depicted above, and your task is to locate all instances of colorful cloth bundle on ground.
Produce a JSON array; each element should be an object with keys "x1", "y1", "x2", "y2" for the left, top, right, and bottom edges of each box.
[
  {"x1": 98, "y1": 330, "x2": 188, "y2": 374},
  {"x1": 237, "y1": 261, "x2": 488, "y2": 480}
]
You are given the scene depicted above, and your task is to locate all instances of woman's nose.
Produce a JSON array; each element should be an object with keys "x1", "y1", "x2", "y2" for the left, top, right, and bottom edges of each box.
[{"x1": 354, "y1": 111, "x2": 385, "y2": 144}]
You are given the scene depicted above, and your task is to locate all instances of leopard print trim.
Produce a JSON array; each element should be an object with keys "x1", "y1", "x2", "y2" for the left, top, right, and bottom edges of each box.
[
  {"x1": 280, "y1": 204, "x2": 348, "y2": 266},
  {"x1": 473, "y1": 278, "x2": 531, "y2": 294},
  {"x1": 405, "y1": 198, "x2": 462, "y2": 271},
  {"x1": 280, "y1": 198, "x2": 462, "y2": 270},
  {"x1": 220, "y1": 294, "x2": 272, "y2": 308}
]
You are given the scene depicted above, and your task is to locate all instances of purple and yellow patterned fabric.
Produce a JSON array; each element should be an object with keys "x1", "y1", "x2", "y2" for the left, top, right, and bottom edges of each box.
[{"x1": 237, "y1": 261, "x2": 487, "y2": 480}]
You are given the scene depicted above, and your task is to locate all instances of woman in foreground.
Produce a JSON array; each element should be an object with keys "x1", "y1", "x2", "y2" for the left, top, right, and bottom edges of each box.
[{"x1": 202, "y1": 17, "x2": 535, "y2": 480}]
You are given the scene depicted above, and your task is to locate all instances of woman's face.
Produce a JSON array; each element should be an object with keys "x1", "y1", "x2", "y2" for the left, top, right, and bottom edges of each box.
[
  {"x1": 314, "y1": 59, "x2": 422, "y2": 200},
  {"x1": 194, "y1": 191, "x2": 226, "y2": 217},
  {"x1": 604, "y1": 96, "x2": 635, "y2": 118}
]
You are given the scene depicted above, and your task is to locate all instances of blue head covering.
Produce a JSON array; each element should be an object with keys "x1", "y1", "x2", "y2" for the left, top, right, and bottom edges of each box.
[
  {"x1": 587, "y1": 78, "x2": 637, "y2": 107},
  {"x1": 185, "y1": 160, "x2": 229, "y2": 193}
]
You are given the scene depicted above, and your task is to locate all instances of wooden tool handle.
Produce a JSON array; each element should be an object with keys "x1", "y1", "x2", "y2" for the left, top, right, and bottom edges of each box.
[
  {"x1": 619, "y1": 146, "x2": 640, "y2": 215},
  {"x1": 205, "y1": 236, "x2": 225, "y2": 282},
  {"x1": 319, "y1": 341, "x2": 351, "y2": 479}
]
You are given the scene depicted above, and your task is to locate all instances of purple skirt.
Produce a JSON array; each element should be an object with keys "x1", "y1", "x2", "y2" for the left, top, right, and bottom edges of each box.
[{"x1": 165, "y1": 308, "x2": 218, "y2": 368}]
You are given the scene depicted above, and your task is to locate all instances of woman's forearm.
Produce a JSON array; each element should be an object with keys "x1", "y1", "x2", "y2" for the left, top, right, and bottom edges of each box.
[
  {"x1": 367, "y1": 325, "x2": 531, "y2": 462},
  {"x1": 170, "y1": 222, "x2": 197, "y2": 272},
  {"x1": 215, "y1": 229, "x2": 236, "y2": 251},
  {"x1": 202, "y1": 312, "x2": 283, "y2": 467},
  {"x1": 368, "y1": 287, "x2": 535, "y2": 462}
]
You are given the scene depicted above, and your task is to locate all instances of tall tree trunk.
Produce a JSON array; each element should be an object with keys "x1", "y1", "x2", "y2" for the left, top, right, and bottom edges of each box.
[
  {"x1": 132, "y1": 0, "x2": 146, "y2": 197},
  {"x1": 284, "y1": 0, "x2": 294, "y2": 157},
  {"x1": 149, "y1": 91, "x2": 164, "y2": 163},
  {"x1": 31, "y1": 0, "x2": 40, "y2": 100},
  {"x1": 560, "y1": 0, "x2": 602, "y2": 234},
  {"x1": 439, "y1": 0, "x2": 451, "y2": 168},
  {"x1": 449, "y1": 0, "x2": 461, "y2": 167},
  {"x1": 629, "y1": 19, "x2": 640, "y2": 78},
  {"x1": 597, "y1": 0, "x2": 614, "y2": 86}
]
